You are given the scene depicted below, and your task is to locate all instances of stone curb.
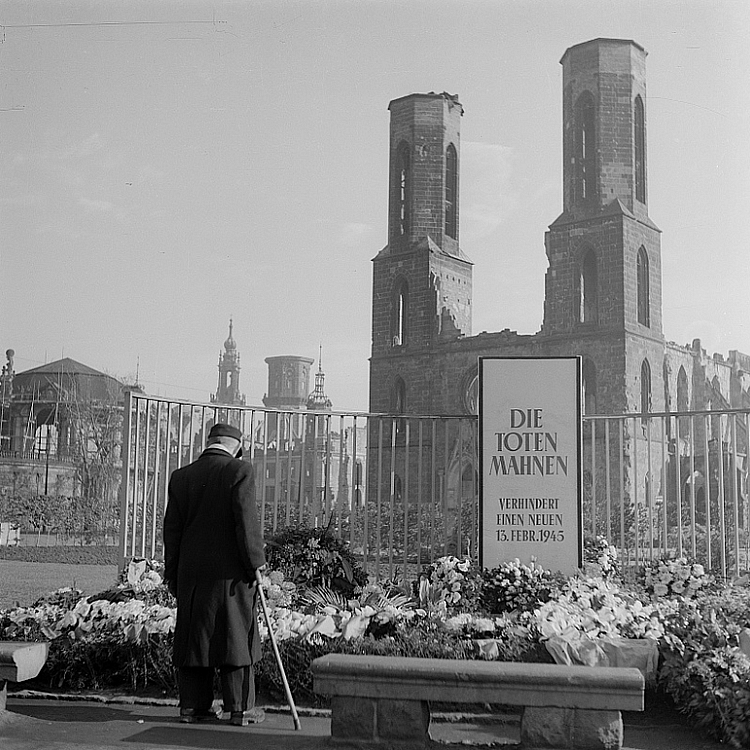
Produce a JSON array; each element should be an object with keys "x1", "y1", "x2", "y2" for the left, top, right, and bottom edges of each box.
[{"x1": 9, "y1": 689, "x2": 520, "y2": 724}]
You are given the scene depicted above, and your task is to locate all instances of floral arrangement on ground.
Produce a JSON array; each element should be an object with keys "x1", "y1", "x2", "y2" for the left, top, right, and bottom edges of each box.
[{"x1": 1, "y1": 530, "x2": 749, "y2": 749}]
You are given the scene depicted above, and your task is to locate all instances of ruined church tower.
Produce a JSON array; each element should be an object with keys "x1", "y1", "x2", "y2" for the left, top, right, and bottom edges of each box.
[
  {"x1": 369, "y1": 93, "x2": 473, "y2": 413},
  {"x1": 541, "y1": 39, "x2": 665, "y2": 414}
]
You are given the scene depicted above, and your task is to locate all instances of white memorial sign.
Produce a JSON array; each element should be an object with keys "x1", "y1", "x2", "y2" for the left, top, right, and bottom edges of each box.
[{"x1": 479, "y1": 356, "x2": 581, "y2": 573}]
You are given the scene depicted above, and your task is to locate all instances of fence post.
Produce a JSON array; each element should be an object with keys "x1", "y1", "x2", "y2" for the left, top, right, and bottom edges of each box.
[{"x1": 118, "y1": 389, "x2": 134, "y2": 571}]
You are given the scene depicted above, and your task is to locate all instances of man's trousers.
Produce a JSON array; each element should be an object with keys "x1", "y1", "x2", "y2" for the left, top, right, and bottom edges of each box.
[{"x1": 178, "y1": 665, "x2": 255, "y2": 713}]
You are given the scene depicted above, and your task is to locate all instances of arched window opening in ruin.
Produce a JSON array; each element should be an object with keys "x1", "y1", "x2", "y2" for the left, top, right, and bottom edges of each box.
[
  {"x1": 391, "y1": 279, "x2": 409, "y2": 346},
  {"x1": 391, "y1": 376, "x2": 407, "y2": 437},
  {"x1": 575, "y1": 92, "x2": 596, "y2": 202},
  {"x1": 579, "y1": 249, "x2": 598, "y2": 323},
  {"x1": 461, "y1": 462, "x2": 477, "y2": 501},
  {"x1": 582, "y1": 359, "x2": 597, "y2": 415},
  {"x1": 709, "y1": 376, "x2": 723, "y2": 441},
  {"x1": 634, "y1": 95, "x2": 646, "y2": 204},
  {"x1": 640, "y1": 359, "x2": 652, "y2": 420},
  {"x1": 677, "y1": 366, "x2": 689, "y2": 439},
  {"x1": 445, "y1": 143, "x2": 458, "y2": 239},
  {"x1": 637, "y1": 246, "x2": 650, "y2": 327},
  {"x1": 34, "y1": 421, "x2": 59, "y2": 458},
  {"x1": 397, "y1": 142, "x2": 410, "y2": 237},
  {"x1": 392, "y1": 376, "x2": 406, "y2": 413}
]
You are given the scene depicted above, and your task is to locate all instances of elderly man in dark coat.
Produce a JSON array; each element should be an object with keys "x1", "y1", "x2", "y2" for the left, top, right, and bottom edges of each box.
[{"x1": 164, "y1": 423, "x2": 266, "y2": 726}]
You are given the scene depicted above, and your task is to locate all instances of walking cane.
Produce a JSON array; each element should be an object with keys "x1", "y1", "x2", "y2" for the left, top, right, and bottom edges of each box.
[{"x1": 255, "y1": 568, "x2": 302, "y2": 731}]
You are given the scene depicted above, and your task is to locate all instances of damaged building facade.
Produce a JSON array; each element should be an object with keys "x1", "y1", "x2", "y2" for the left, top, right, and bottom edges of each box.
[
  {"x1": 368, "y1": 38, "x2": 750, "y2": 547},
  {"x1": 0, "y1": 352, "x2": 130, "y2": 542}
]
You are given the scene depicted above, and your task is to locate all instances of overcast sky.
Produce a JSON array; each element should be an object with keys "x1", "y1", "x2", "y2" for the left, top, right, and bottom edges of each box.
[{"x1": 2, "y1": 0, "x2": 749, "y2": 412}]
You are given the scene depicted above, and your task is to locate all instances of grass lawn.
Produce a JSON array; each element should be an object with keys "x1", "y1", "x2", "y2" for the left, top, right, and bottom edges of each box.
[{"x1": 0, "y1": 560, "x2": 119, "y2": 610}]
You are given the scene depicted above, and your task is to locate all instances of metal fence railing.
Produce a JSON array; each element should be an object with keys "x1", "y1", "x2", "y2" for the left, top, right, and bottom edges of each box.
[
  {"x1": 583, "y1": 409, "x2": 749, "y2": 578},
  {"x1": 120, "y1": 391, "x2": 749, "y2": 580}
]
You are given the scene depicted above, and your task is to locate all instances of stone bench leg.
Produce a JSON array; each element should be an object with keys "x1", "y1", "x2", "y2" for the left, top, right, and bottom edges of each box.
[
  {"x1": 522, "y1": 706, "x2": 623, "y2": 750},
  {"x1": 331, "y1": 696, "x2": 431, "y2": 743},
  {"x1": 0, "y1": 642, "x2": 50, "y2": 714}
]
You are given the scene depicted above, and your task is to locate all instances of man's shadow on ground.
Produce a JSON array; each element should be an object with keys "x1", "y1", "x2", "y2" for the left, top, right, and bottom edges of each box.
[
  {"x1": 8, "y1": 703, "x2": 153, "y2": 724},
  {"x1": 122, "y1": 726, "x2": 327, "y2": 749},
  {"x1": 8, "y1": 702, "x2": 327, "y2": 749}
]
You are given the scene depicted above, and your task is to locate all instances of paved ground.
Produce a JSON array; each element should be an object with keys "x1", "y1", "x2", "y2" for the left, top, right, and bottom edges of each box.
[{"x1": 0, "y1": 695, "x2": 727, "y2": 750}]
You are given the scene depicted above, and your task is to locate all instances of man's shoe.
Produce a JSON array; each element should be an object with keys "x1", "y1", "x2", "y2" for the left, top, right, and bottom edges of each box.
[
  {"x1": 230, "y1": 708, "x2": 265, "y2": 726},
  {"x1": 179, "y1": 707, "x2": 221, "y2": 723}
]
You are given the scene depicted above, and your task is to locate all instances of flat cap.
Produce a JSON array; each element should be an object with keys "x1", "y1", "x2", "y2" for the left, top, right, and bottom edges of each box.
[{"x1": 208, "y1": 423, "x2": 242, "y2": 441}]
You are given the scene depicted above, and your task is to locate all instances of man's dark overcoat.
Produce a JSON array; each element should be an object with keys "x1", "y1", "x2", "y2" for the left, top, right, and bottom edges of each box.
[{"x1": 164, "y1": 446, "x2": 266, "y2": 668}]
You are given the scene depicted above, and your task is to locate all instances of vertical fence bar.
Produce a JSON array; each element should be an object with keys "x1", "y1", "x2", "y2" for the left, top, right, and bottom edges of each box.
[
  {"x1": 285, "y1": 413, "x2": 294, "y2": 528},
  {"x1": 271, "y1": 412, "x2": 280, "y2": 533},
  {"x1": 349, "y1": 419, "x2": 357, "y2": 551},
  {"x1": 591, "y1": 419, "x2": 597, "y2": 538},
  {"x1": 717, "y1": 416, "x2": 727, "y2": 578},
  {"x1": 619, "y1": 419, "x2": 626, "y2": 564},
  {"x1": 310, "y1": 415, "x2": 319, "y2": 527},
  {"x1": 324, "y1": 414, "x2": 332, "y2": 524},
  {"x1": 745, "y1": 413, "x2": 750, "y2": 571},
  {"x1": 443, "y1": 420, "x2": 450, "y2": 555},
  {"x1": 661, "y1": 418, "x2": 668, "y2": 556},
  {"x1": 430, "y1": 419, "x2": 437, "y2": 564},
  {"x1": 673, "y1": 414, "x2": 683, "y2": 558},
  {"x1": 259, "y1": 414, "x2": 270, "y2": 530},
  {"x1": 632, "y1": 417, "x2": 640, "y2": 568},
  {"x1": 403, "y1": 419, "x2": 410, "y2": 575},
  {"x1": 162, "y1": 401, "x2": 173, "y2": 556},
  {"x1": 244, "y1": 409, "x2": 254, "y2": 463},
  {"x1": 456, "y1": 419, "x2": 464, "y2": 558},
  {"x1": 646, "y1": 418, "x2": 654, "y2": 560},
  {"x1": 731, "y1": 415, "x2": 740, "y2": 578},
  {"x1": 376, "y1": 417, "x2": 384, "y2": 578},
  {"x1": 417, "y1": 420, "x2": 424, "y2": 567},
  {"x1": 337, "y1": 415, "x2": 345, "y2": 534},
  {"x1": 703, "y1": 414, "x2": 712, "y2": 570},
  {"x1": 131, "y1": 399, "x2": 142, "y2": 558},
  {"x1": 388, "y1": 418, "x2": 397, "y2": 580},
  {"x1": 176, "y1": 404, "x2": 184, "y2": 470},
  {"x1": 472, "y1": 417, "x2": 479, "y2": 563},
  {"x1": 604, "y1": 419, "x2": 611, "y2": 544},
  {"x1": 199, "y1": 406, "x2": 208, "y2": 453},
  {"x1": 140, "y1": 402, "x2": 152, "y2": 558},
  {"x1": 689, "y1": 416, "x2": 697, "y2": 558},
  {"x1": 357, "y1": 418, "x2": 366, "y2": 576},
  {"x1": 187, "y1": 406, "x2": 195, "y2": 464},
  {"x1": 118, "y1": 390, "x2": 134, "y2": 567},
  {"x1": 150, "y1": 401, "x2": 162, "y2": 559},
  {"x1": 298, "y1": 414, "x2": 308, "y2": 526}
]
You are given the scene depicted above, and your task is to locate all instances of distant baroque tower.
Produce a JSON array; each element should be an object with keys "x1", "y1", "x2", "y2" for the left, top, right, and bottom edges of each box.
[{"x1": 212, "y1": 319, "x2": 246, "y2": 406}]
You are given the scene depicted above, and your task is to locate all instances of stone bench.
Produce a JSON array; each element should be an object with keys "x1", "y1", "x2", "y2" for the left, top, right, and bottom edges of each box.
[
  {"x1": 0, "y1": 642, "x2": 49, "y2": 711},
  {"x1": 312, "y1": 654, "x2": 644, "y2": 749}
]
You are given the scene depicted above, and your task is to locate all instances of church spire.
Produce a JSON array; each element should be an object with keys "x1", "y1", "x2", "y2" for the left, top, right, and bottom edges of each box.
[
  {"x1": 212, "y1": 319, "x2": 245, "y2": 405},
  {"x1": 307, "y1": 346, "x2": 332, "y2": 411}
]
